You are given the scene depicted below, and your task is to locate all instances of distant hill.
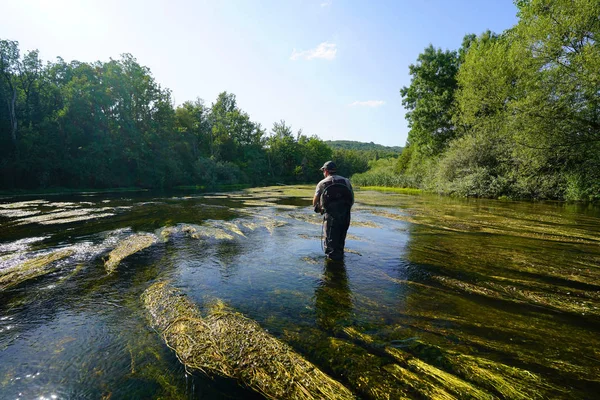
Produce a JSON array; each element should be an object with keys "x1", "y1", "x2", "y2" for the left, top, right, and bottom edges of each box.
[{"x1": 325, "y1": 140, "x2": 403, "y2": 153}]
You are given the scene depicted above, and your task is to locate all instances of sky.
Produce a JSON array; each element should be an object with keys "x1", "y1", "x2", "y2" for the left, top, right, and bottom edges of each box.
[{"x1": 1, "y1": 0, "x2": 519, "y2": 147}]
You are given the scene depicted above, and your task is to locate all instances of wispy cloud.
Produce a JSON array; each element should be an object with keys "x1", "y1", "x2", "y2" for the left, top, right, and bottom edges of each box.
[
  {"x1": 320, "y1": 0, "x2": 332, "y2": 7},
  {"x1": 349, "y1": 100, "x2": 386, "y2": 108},
  {"x1": 290, "y1": 42, "x2": 337, "y2": 61}
]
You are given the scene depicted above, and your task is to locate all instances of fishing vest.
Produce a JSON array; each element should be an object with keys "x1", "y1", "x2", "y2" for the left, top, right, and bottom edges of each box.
[{"x1": 320, "y1": 177, "x2": 353, "y2": 214}]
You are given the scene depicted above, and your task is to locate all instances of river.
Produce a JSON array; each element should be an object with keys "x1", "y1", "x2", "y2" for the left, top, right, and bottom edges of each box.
[{"x1": 1, "y1": 186, "x2": 599, "y2": 399}]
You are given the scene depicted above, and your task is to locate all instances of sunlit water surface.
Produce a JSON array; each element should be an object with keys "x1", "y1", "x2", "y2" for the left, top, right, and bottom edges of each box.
[{"x1": 1, "y1": 187, "x2": 599, "y2": 399}]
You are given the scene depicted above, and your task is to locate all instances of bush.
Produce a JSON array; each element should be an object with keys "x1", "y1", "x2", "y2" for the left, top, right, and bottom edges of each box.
[
  {"x1": 431, "y1": 129, "x2": 512, "y2": 198},
  {"x1": 194, "y1": 158, "x2": 242, "y2": 189}
]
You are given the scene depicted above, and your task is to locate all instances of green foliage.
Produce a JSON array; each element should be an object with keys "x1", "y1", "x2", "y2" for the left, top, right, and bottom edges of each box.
[
  {"x1": 384, "y1": 1, "x2": 600, "y2": 201},
  {"x1": 265, "y1": 120, "x2": 301, "y2": 182},
  {"x1": 433, "y1": 130, "x2": 512, "y2": 198},
  {"x1": 351, "y1": 158, "x2": 419, "y2": 188},
  {"x1": 0, "y1": 42, "x2": 335, "y2": 191},
  {"x1": 453, "y1": 32, "x2": 512, "y2": 131},
  {"x1": 394, "y1": 144, "x2": 413, "y2": 174},
  {"x1": 323, "y1": 141, "x2": 402, "y2": 181},
  {"x1": 331, "y1": 149, "x2": 369, "y2": 178},
  {"x1": 264, "y1": 121, "x2": 336, "y2": 184},
  {"x1": 400, "y1": 44, "x2": 461, "y2": 155},
  {"x1": 298, "y1": 135, "x2": 333, "y2": 181}
]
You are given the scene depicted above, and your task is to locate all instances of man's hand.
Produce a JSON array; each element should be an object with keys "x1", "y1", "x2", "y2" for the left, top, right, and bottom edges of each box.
[{"x1": 312, "y1": 193, "x2": 321, "y2": 214}]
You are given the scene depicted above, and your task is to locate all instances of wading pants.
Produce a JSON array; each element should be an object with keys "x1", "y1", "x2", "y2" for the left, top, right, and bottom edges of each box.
[{"x1": 323, "y1": 206, "x2": 351, "y2": 261}]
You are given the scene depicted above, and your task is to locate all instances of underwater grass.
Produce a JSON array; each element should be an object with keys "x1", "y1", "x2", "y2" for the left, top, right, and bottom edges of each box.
[
  {"x1": 284, "y1": 327, "x2": 416, "y2": 400},
  {"x1": 338, "y1": 327, "x2": 490, "y2": 400},
  {"x1": 432, "y1": 275, "x2": 600, "y2": 317},
  {"x1": 104, "y1": 234, "x2": 156, "y2": 274},
  {"x1": 163, "y1": 217, "x2": 288, "y2": 242},
  {"x1": 388, "y1": 341, "x2": 563, "y2": 400},
  {"x1": 0, "y1": 209, "x2": 41, "y2": 218},
  {"x1": 243, "y1": 185, "x2": 314, "y2": 199},
  {"x1": 0, "y1": 249, "x2": 74, "y2": 291},
  {"x1": 281, "y1": 211, "x2": 322, "y2": 226},
  {"x1": 340, "y1": 327, "x2": 564, "y2": 400},
  {"x1": 372, "y1": 201, "x2": 600, "y2": 245},
  {"x1": 294, "y1": 267, "x2": 581, "y2": 400},
  {"x1": 15, "y1": 208, "x2": 115, "y2": 226},
  {"x1": 180, "y1": 224, "x2": 235, "y2": 240},
  {"x1": 142, "y1": 281, "x2": 355, "y2": 400},
  {"x1": 365, "y1": 280, "x2": 600, "y2": 391}
]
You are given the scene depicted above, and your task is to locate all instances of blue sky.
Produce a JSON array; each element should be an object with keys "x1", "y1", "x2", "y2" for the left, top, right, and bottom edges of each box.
[{"x1": 1, "y1": 0, "x2": 518, "y2": 146}]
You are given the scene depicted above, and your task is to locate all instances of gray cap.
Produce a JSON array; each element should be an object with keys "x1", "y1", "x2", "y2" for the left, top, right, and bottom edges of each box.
[{"x1": 320, "y1": 161, "x2": 337, "y2": 171}]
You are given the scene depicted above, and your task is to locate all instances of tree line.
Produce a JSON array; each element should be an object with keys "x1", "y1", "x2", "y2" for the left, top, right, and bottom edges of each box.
[
  {"x1": 325, "y1": 140, "x2": 403, "y2": 155},
  {"x1": 0, "y1": 41, "x2": 378, "y2": 191},
  {"x1": 380, "y1": 0, "x2": 599, "y2": 201}
]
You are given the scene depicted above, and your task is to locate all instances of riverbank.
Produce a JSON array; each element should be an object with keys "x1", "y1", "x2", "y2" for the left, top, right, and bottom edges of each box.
[
  {"x1": 0, "y1": 186, "x2": 148, "y2": 200},
  {"x1": 356, "y1": 186, "x2": 423, "y2": 195},
  {"x1": 0, "y1": 183, "x2": 257, "y2": 200}
]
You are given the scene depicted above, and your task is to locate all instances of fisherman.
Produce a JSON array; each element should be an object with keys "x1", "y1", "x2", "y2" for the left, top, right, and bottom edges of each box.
[{"x1": 313, "y1": 161, "x2": 354, "y2": 261}]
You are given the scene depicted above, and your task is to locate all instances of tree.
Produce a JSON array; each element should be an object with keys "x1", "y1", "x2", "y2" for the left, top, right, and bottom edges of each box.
[
  {"x1": 511, "y1": 0, "x2": 600, "y2": 148},
  {"x1": 266, "y1": 120, "x2": 299, "y2": 181},
  {"x1": 176, "y1": 99, "x2": 211, "y2": 160},
  {"x1": 510, "y1": 0, "x2": 600, "y2": 199},
  {"x1": 209, "y1": 91, "x2": 237, "y2": 160},
  {"x1": 298, "y1": 135, "x2": 333, "y2": 181},
  {"x1": 454, "y1": 31, "x2": 514, "y2": 131},
  {"x1": 0, "y1": 39, "x2": 20, "y2": 154},
  {"x1": 400, "y1": 45, "x2": 460, "y2": 155}
]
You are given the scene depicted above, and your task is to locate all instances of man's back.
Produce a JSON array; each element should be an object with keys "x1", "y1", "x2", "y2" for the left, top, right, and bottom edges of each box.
[{"x1": 315, "y1": 175, "x2": 354, "y2": 212}]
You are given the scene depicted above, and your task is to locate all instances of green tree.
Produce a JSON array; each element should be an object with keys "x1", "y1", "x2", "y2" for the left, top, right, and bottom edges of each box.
[
  {"x1": 511, "y1": 0, "x2": 600, "y2": 199},
  {"x1": 511, "y1": 0, "x2": 600, "y2": 148},
  {"x1": 266, "y1": 120, "x2": 300, "y2": 182},
  {"x1": 298, "y1": 135, "x2": 333, "y2": 181},
  {"x1": 0, "y1": 39, "x2": 21, "y2": 156},
  {"x1": 400, "y1": 45, "x2": 460, "y2": 155},
  {"x1": 331, "y1": 148, "x2": 369, "y2": 178}
]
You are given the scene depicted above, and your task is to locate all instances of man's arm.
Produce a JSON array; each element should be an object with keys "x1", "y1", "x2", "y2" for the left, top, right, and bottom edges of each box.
[{"x1": 313, "y1": 184, "x2": 323, "y2": 213}]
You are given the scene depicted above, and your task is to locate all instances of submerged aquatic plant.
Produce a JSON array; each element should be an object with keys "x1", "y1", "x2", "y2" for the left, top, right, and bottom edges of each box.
[
  {"x1": 0, "y1": 200, "x2": 49, "y2": 209},
  {"x1": 0, "y1": 249, "x2": 74, "y2": 290},
  {"x1": 284, "y1": 327, "x2": 412, "y2": 400},
  {"x1": 15, "y1": 208, "x2": 115, "y2": 226},
  {"x1": 285, "y1": 323, "x2": 564, "y2": 400},
  {"x1": 104, "y1": 234, "x2": 156, "y2": 274},
  {"x1": 142, "y1": 281, "x2": 355, "y2": 400}
]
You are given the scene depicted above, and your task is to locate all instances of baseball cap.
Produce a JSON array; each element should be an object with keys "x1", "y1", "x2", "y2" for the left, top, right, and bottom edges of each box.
[{"x1": 319, "y1": 161, "x2": 337, "y2": 171}]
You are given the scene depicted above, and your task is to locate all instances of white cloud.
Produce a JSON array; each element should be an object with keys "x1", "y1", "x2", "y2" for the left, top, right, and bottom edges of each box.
[
  {"x1": 290, "y1": 42, "x2": 337, "y2": 61},
  {"x1": 320, "y1": 0, "x2": 332, "y2": 7},
  {"x1": 349, "y1": 100, "x2": 386, "y2": 108}
]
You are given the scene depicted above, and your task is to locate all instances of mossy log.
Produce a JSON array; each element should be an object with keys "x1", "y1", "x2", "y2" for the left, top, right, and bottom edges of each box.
[
  {"x1": 141, "y1": 281, "x2": 355, "y2": 400},
  {"x1": 0, "y1": 249, "x2": 74, "y2": 290},
  {"x1": 104, "y1": 234, "x2": 156, "y2": 274}
]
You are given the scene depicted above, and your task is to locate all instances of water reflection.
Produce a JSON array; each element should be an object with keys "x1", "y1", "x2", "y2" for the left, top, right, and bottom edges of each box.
[{"x1": 315, "y1": 260, "x2": 353, "y2": 331}]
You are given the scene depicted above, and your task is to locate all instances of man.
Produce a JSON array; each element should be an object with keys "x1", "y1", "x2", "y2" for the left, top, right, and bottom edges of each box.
[{"x1": 313, "y1": 161, "x2": 354, "y2": 261}]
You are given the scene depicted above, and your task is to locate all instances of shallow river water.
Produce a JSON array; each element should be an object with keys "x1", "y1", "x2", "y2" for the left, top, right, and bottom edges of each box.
[{"x1": 0, "y1": 186, "x2": 599, "y2": 399}]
